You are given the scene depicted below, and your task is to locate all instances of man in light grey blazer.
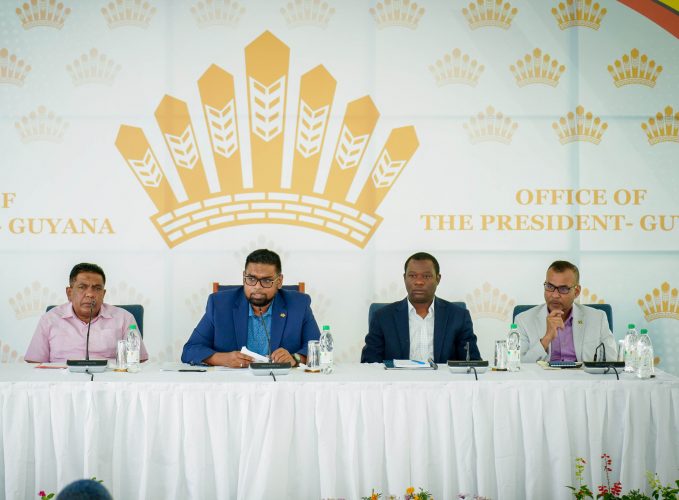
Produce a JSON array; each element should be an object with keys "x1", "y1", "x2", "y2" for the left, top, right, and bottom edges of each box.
[{"x1": 517, "y1": 260, "x2": 617, "y2": 363}]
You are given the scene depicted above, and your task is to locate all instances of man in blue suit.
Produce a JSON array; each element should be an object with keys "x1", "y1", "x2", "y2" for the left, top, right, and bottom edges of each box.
[
  {"x1": 182, "y1": 249, "x2": 321, "y2": 368},
  {"x1": 361, "y1": 252, "x2": 480, "y2": 364}
]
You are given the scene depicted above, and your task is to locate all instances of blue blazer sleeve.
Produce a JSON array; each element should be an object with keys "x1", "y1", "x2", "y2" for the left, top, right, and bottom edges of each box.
[
  {"x1": 181, "y1": 293, "x2": 225, "y2": 364},
  {"x1": 360, "y1": 312, "x2": 388, "y2": 363},
  {"x1": 449, "y1": 308, "x2": 481, "y2": 361}
]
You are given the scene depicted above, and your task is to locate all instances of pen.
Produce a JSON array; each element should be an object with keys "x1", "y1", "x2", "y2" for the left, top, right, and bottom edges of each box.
[{"x1": 178, "y1": 369, "x2": 207, "y2": 372}]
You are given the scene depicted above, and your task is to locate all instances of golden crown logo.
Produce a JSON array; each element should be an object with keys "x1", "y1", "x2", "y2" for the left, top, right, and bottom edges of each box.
[
  {"x1": 641, "y1": 106, "x2": 679, "y2": 145},
  {"x1": 101, "y1": 0, "x2": 156, "y2": 29},
  {"x1": 462, "y1": 0, "x2": 517, "y2": 30},
  {"x1": 15, "y1": 105, "x2": 69, "y2": 143},
  {"x1": 510, "y1": 48, "x2": 565, "y2": 87},
  {"x1": 190, "y1": 0, "x2": 245, "y2": 28},
  {"x1": 370, "y1": 0, "x2": 424, "y2": 30},
  {"x1": 463, "y1": 106, "x2": 518, "y2": 145},
  {"x1": 551, "y1": 0, "x2": 606, "y2": 30},
  {"x1": 638, "y1": 282, "x2": 679, "y2": 322},
  {"x1": 66, "y1": 48, "x2": 121, "y2": 86},
  {"x1": 580, "y1": 288, "x2": 604, "y2": 304},
  {"x1": 466, "y1": 283, "x2": 516, "y2": 321},
  {"x1": 281, "y1": 0, "x2": 335, "y2": 28},
  {"x1": 429, "y1": 49, "x2": 485, "y2": 87},
  {"x1": 115, "y1": 31, "x2": 419, "y2": 249},
  {"x1": 0, "y1": 48, "x2": 31, "y2": 86},
  {"x1": 16, "y1": 0, "x2": 71, "y2": 29},
  {"x1": 607, "y1": 48, "x2": 662, "y2": 88},
  {"x1": 9, "y1": 282, "x2": 60, "y2": 320},
  {"x1": 552, "y1": 105, "x2": 607, "y2": 145}
]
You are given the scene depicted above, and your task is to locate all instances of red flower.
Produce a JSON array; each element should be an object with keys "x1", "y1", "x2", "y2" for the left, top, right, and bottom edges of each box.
[
  {"x1": 38, "y1": 492, "x2": 46, "y2": 498},
  {"x1": 612, "y1": 481, "x2": 623, "y2": 495},
  {"x1": 598, "y1": 485, "x2": 609, "y2": 494}
]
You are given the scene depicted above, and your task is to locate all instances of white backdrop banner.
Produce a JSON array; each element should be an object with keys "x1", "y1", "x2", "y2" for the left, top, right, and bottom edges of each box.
[{"x1": 1, "y1": 0, "x2": 678, "y2": 373}]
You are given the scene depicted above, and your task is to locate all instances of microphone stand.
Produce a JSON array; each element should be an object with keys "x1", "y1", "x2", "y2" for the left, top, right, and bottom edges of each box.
[
  {"x1": 258, "y1": 307, "x2": 276, "y2": 382},
  {"x1": 85, "y1": 301, "x2": 94, "y2": 380},
  {"x1": 592, "y1": 342, "x2": 620, "y2": 380},
  {"x1": 464, "y1": 342, "x2": 479, "y2": 381}
]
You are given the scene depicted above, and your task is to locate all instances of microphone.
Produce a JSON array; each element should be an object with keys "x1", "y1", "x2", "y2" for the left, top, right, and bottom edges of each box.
[
  {"x1": 585, "y1": 342, "x2": 624, "y2": 379},
  {"x1": 67, "y1": 299, "x2": 107, "y2": 374},
  {"x1": 465, "y1": 341, "x2": 470, "y2": 362},
  {"x1": 448, "y1": 340, "x2": 488, "y2": 378},
  {"x1": 594, "y1": 342, "x2": 605, "y2": 362},
  {"x1": 85, "y1": 300, "x2": 94, "y2": 361},
  {"x1": 249, "y1": 306, "x2": 291, "y2": 378}
]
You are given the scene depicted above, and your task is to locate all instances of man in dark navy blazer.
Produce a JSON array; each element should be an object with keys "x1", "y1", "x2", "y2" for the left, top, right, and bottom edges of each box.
[
  {"x1": 361, "y1": 252, "x2": 480, "y2": 364},
  {"x1": 182, "y1": 249, "x2": 321, "y2": 368}
]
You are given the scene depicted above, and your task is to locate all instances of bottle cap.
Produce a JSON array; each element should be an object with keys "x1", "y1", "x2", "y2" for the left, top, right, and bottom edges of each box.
[
  {"x1": 129, "y1": 324, "x2": 137, "y2": 330},
  {"x1": 510, "y1": 323, "x2": 517, "y2": 329},
  {"x1": 322, "y1": 325, "x2": 329, "y2": 330},
  {"x1": 627, "y1": 323, "x2": 635, "y2": 329},
  {"x1": 640, "y1": 329, "x2": 648, "y2": 334}
]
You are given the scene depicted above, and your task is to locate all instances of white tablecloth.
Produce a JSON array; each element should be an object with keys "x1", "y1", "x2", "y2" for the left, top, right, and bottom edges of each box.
[{"x1": 1, "y1": 363, "x2": 678, "y2": 500}]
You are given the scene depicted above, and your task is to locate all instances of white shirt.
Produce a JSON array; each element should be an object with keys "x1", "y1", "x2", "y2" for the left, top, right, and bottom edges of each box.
[{"x1": 408, "y1": 299, "x2": 435, "y2": 361}]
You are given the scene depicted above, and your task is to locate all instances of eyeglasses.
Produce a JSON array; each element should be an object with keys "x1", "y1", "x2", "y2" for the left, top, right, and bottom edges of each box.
[
  {"x1": 243, "y1": 275, "x2": 279, "y2": 288},
  {"x1": 543, "y1": 282, "x2": 577, "y2": 294}
]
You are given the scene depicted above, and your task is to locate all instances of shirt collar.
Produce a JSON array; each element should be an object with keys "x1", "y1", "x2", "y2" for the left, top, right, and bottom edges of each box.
[
  {"x1": 407, "y1": 297, "x2": 435, "y2": 316},
  {"x1": 248, "y1": 297, "x2": 275, "y2": 318},
  {"x1": 62, "y1": 302, "x2": 111, "y2": 321}
]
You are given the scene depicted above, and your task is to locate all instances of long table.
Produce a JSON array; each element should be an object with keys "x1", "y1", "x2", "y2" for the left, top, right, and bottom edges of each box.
[{"x1": 1, "y1": 363, "x2": 678, "y2": 500}]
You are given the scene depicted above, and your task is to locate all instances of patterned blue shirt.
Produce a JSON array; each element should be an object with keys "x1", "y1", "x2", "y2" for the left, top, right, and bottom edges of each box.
[{"x1": 246, "y1": 299, "x2": 274, "y2": 357}]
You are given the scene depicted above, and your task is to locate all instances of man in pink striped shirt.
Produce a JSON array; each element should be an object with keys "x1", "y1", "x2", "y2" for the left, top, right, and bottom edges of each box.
[{"x1": 25, "y1": 263, "x2": 148, "y2": 363}]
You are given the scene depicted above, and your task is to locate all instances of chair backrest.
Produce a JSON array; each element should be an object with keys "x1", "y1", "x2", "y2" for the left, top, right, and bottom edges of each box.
[
  {"x1": 512, "y1": 303, "x2": 613, "y2": 331},
  {"x1": 212, "y1": 282, "x2": 305, "y2": 294},
  {"x1": 368, "y1": 301, "x2": 466, "y2": 327},
  {"x1": 46, "y1": 304, "x2": 144, "y2": 337}
]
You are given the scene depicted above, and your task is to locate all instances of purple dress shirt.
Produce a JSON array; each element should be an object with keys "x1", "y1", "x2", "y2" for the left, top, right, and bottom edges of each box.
[{"x1": 549, "y1": 312, "x2": 576, "y2": 362}]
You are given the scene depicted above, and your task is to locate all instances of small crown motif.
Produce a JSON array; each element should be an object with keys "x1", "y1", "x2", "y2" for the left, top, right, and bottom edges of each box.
[
  {"x1": 281, "y1": 0, "x2": 335, "y2": 28},
  {"x1": 152, "y1": 339, "x2": 184, "y2": 363},
  {"x1": 551, "y1": 0, "x2": 606, "y2": 30},
  {"x1": 463, "y1": 106, "x2": 518, "y2": 145},
  {"x1": 16, "y1": 0, "x2": 71, "y2": 29},
  {"x1": 115, "y1": 31, "x2": 419, "y2": 249},
  {"x1": 466, "y1": 283, "x2": 516, "y2": 321},
  {"x1": 638, "y1": 282, "x2": 679, "y2": 322},
  {"x1": 510, "y1": 48, "x2": 565, "y2": 87},
  {"x1": 0, "y1": 341, "x2": 22, "y2": 364},
  {"x1": 15, "y1": 105, "x2": 69, "y2": 143},
  {"x1": 641, "y1": 106, "x2": 679, "y2": 145},
  {"x1": 186, "y1": 288, "x2": 211, "y2": 321},
  {"x1": 428, "y1": 48, "x2": 485, "y2": 87},
  {"x1": 607, "y1": 48, "x2": 662, "y2": 88},
  {"x1": 101, "y1": 0, "x2": 157, "y2": 29},
  {"x1": 0, "y1": 48, "x2": 31, "y2": 86},
  {"x1": 8, "y1": 281, "x2": 60, "y2": 320},
  {"x1": 462, "y1": 0, "x2": 517, "y2": 30},
  {"x1": 190, "y1": 0, "x2": 245, "y2": 28},
  {"x1": 66, "y1": 48, "x2": 121, "y2": 86},
  {"x1": 552, "y1": 105, "x2": 607, "y2": 145},
  {"x1": 580, "y1": 288, "x2": 604, "y2": 304},
  {"x1": 106, "y1": 282, "x2": 149, "y2": 307},
  {"x1": 369, "y1": 0, "x2": 425, "y2": 30}
]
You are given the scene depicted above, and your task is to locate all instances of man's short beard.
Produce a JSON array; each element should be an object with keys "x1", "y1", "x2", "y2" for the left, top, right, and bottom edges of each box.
[{"x1": 248, "y1": 295, "x2": 274, "y2": 308}]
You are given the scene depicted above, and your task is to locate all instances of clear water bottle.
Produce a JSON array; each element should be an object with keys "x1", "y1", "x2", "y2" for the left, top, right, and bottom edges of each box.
[
  {"x1": 636, "y1": 329, "x2": 654, "y2": 379},
  {"x1": 319, "y1": 325, "x2": 334, "y2": 374},
  {"x1": 126, "y1": 324, "x2": 141, "y2": 373},
  {"x1": 623, "y1": 323, "x2": 639, "y2": 373},
  {"x1": 507, "y1": 323, "x2": 521, "y2": 372}
]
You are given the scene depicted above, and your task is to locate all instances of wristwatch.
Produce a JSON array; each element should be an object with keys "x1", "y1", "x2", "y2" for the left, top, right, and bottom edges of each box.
[{"x1": 292, "y1": 353, "x2": 302, "y2": 367}]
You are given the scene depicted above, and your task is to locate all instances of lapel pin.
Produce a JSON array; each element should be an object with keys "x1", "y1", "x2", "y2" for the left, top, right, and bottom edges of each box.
[
  {"x1": 280, "y1": 313, "x2": 286, "y2": 318},
  {"x1": 577, "y1": 319, "x2": 583, "y2": 325}
]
